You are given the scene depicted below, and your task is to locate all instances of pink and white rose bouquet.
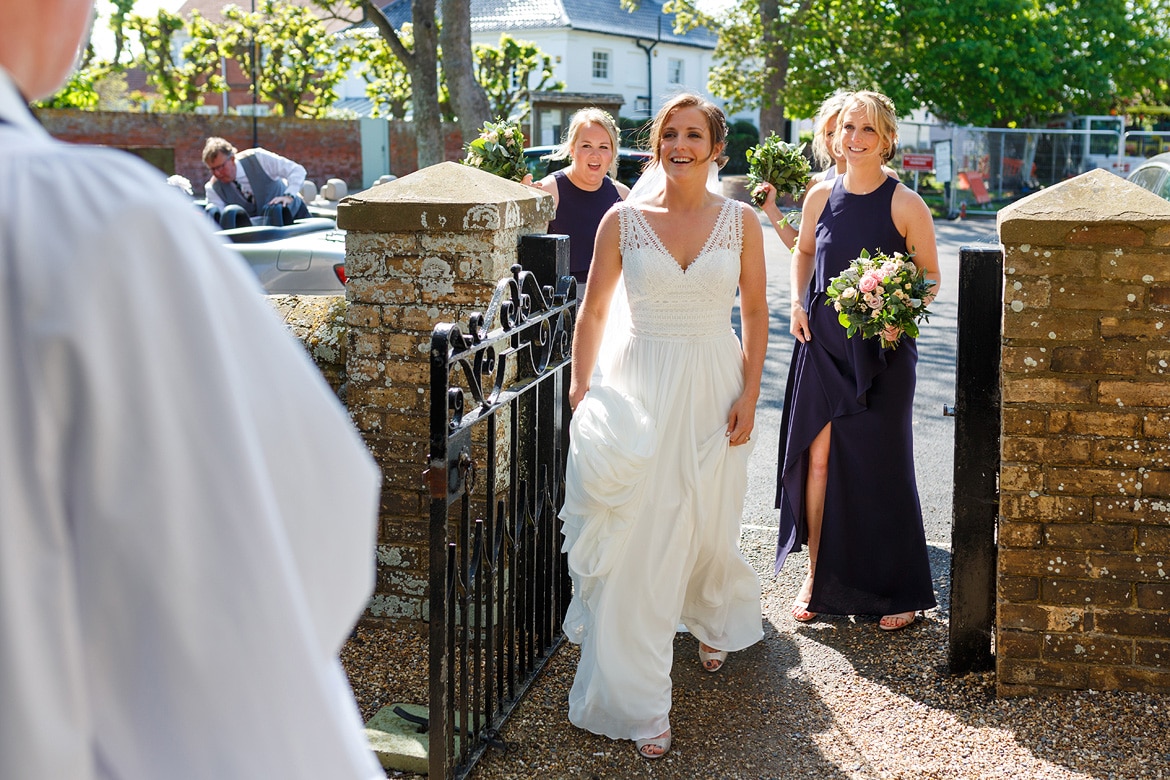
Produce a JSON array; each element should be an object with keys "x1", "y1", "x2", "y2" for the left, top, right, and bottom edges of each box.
[{"x1": 825, "y1": 249, "x2": 936, "y2": 349}]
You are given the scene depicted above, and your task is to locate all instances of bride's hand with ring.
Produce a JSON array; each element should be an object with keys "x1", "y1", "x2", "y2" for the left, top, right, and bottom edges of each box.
[{"x1": 726, "y1": 394, "x2": 757, "y2": 446}]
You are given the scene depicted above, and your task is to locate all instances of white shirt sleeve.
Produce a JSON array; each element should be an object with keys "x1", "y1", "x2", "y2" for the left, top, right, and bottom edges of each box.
[
  {"x1": 1, "y1": 84, "x2": 383, "y2": 780},
  {"x1": 204, "y1": 175, "x2": 226, "y2": 208},
  {"x1": 253, "y1": 147, "x2": 307, "y2": 197}
]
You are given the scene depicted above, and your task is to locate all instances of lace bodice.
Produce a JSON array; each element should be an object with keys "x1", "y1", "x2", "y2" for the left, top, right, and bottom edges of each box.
[{"x1": 617, "y1": 199, "x2": 743, "y2": 339}]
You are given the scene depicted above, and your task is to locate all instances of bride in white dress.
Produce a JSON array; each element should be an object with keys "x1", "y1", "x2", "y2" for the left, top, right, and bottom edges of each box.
[{"x1": 559, "y1": 93, "x2": 768, "y2": 760}]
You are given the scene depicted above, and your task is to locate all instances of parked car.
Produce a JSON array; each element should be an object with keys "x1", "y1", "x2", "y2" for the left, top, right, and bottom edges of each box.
[
  {"x1": 217, "y1": 217, "x2": 347, "y2": 294},
  {"x1": 523, "y1": 145, "x2": 652, "y2": 188},
  {"x1": 1126, "y1": 152, "x2": 1170, "y2": 202}
]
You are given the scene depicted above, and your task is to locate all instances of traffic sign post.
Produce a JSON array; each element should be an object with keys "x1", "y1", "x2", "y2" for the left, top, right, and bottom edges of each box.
[
  {"x1": 903, "y1": 153, "x2": 935, "y2": 171},
  {"x1": 902, "y1": 152, "x2": 935, "y2": 194}
]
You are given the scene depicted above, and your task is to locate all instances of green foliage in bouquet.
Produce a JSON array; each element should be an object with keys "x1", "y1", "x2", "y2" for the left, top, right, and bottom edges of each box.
[
  {"x1": 825, "y1": 249, "x2": 936, "y2": 350},
  {"x1": 745, "y1": 133, "x2": 812, "y2": 206},
  {"x1": 462, "y1": 119, "x2": 528, "y2": 182}
]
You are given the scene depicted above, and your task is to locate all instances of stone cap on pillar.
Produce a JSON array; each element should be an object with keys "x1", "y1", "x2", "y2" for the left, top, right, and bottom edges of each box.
[
  {"x1": 336, "y1": 160, "x2": 556, "y2": 233},
  {"x1": 998, "y1": 168, "x2": 1170, "y2": 244}
]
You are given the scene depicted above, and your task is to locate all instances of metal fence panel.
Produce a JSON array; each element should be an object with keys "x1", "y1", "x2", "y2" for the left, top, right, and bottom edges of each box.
[{"x1": 427, "y1": 241, "x2": 575, "y2": 779}]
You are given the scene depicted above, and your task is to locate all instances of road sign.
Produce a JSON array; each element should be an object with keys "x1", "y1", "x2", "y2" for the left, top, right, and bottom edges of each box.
[{"x1": 903, "y1": 153, "x2": 935, "y2": 171}]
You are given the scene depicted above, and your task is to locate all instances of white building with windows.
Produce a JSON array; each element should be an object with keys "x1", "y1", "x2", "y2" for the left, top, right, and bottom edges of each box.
[{"x1": 348, "y1": 0, "x2": 751, "y2": 138}]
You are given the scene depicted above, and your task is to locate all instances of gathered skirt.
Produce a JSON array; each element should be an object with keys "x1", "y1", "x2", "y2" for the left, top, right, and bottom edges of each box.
[{"x1": 561, "y1": 329, "x2": 763, "y2": 740}]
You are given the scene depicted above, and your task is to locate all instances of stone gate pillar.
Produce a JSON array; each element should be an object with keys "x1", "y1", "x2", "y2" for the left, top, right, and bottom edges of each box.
[
  {"x1": 996, "y1": 169, "x2": 1170, "y2": 696},
  {"x1": 337, "y1": 162, "x2": 555, "y2": 624}
]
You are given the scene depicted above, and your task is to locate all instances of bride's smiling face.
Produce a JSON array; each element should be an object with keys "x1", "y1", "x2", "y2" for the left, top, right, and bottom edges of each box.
[{"x1": 658, "y1": 107, "x2": 722, "y2": 174}]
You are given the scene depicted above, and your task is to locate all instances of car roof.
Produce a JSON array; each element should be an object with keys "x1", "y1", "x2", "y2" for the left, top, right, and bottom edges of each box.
[{"x1": 1130, "y1": 152, "x2": 1170, "y2": 175}]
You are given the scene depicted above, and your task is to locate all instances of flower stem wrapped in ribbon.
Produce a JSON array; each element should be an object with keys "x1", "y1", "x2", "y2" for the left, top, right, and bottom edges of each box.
[
  {"x1": 746, "y1": 133, "x2": 812, "y2": 207},
  {"x1": 825, "y1": 249, "x2": 937, "y2": 349},
  {"x1": 461, "y1": 119, "x2": 528, "y2": 182}
]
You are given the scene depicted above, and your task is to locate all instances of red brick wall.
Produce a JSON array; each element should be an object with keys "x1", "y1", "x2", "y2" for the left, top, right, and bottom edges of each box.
[
  {"x1": 388, "y1": 121, "x2": 466, "y2": 180},
  {"x1": 32, "y1": 110, "x2": 466, "y2": 197},
  {"x1": 33, "y1": 109, "x2": 362, "y2": 197}
]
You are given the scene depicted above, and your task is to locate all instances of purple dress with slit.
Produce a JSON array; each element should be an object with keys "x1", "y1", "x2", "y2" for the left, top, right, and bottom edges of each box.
[{"x1": 774, "y1": 176, "x2": 936, "y2": 616}]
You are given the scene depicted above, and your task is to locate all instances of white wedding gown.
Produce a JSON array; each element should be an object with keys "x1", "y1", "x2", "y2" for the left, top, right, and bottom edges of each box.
[{"x1": 560, "y1": 198, "x2": 764, "y2": 741}]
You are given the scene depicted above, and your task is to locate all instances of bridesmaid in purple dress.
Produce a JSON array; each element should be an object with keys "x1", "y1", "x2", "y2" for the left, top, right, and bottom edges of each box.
[
  {"x1": 774, "y1": 91, "x2": 941, "y2": 631},
  {"x1": 526, "y1": 108, "x2": 630, "y2": 294}
]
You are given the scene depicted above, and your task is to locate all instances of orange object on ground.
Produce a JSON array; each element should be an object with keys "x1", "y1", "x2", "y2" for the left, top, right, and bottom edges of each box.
[{"x1": 957, "y1": 171, "x2": 992, "y2": 204}]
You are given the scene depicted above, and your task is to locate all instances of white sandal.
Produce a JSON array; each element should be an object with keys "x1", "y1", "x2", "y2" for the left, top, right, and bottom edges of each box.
[
  {"x1": 698, "y1": 643, "x2": 728, "y2": 673},
  {"x1": 635, "y1": 730, "x2": 671, "y2": 759}
]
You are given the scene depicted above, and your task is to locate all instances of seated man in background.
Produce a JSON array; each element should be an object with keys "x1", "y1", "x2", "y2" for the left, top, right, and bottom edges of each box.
[{"x1": 203, "y1": 136, "x2": 311, "y2": 225}]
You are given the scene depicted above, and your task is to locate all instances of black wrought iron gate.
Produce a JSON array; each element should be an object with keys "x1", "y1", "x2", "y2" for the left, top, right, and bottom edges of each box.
[
  {"x1": 426, "y1": 235, "x2": 575, "y2": 779},
  {"x1": 948, "y1": 245, "x2": 1004, "y2": 674}
]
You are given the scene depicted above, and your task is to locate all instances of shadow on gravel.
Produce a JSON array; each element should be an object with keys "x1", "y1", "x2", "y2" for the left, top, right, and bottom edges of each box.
[
  {"x1": 789, "y1": 542, "x2": 1168, "y2": 780},
  {"x1": 469, "y1": 622, "x2": 852, "y2": 780}
]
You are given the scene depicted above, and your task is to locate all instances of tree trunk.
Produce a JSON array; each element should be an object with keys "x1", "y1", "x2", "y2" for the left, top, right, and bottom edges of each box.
[
  {"x1": 440, "y1": 0, "x2": 491, "y2": 142},
  {"x1": 360, "y1": 0, "x2": 442, "y2": 168},
  {"x1": 757, "y1": 0, "x2": 789, "y2": 140}
]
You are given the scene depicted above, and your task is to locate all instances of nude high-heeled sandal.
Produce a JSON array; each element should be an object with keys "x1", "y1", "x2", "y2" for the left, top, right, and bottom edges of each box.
[{"x1": 635, "y1": 730, "x2": 671, "y2": 759}]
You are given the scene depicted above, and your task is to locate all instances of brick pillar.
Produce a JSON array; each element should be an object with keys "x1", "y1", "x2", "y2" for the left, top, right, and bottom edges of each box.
[
  {"x1": 337, "y1": 161, "x2": 555, "y2": 624},
  {"x1": 996, "y1": 169, "x2": 1170, "y2": 696}
]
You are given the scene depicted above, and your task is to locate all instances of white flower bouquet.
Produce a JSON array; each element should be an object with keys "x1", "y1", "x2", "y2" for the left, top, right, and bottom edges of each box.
[
  {"x1": 746, "y1": 133, "x2": 812, "y2": 207},
  {"x1": 461, "y1": 119, "x2": 529, "y2": 182},
  {"x1": 825, "y1": 249, "x2": 936, "y2": 349}
]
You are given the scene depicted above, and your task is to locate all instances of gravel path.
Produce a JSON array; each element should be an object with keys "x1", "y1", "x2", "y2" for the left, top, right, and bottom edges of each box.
[
  {"x1": 343, "y1": 527, "x2": 1168, "y2": 780},
  {"x1": 341, "y1": 217, "x2": 1168, "y2": 779}
]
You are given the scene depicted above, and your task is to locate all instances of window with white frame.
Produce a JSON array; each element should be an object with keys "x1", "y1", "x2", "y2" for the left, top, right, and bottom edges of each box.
[
  {"x1": 592, "y1": 50, "x2": 610, "y2": 81},
  {"x1": 668, "y1": 58, "x2": 684, "y2": 85}
]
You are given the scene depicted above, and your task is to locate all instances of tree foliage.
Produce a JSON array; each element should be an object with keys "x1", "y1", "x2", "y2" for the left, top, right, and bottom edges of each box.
[
  {"x1": 473, "y1": 34, "x2": 565, "y2": 121},
  {"x1": 107, "y1": 0, "x2": 139, "y2": 66},
  {"x1": 34, "y1": 67, "x2": 104, "y2": 110},
  {"x1": 665, "y1": 0, "x2": 1170, "y2": 132},
  {"x1": 348, "y1": 26, "x2": 414, "y2": 120},
  {"x1": 127, "y1": 9, "x2": 224, "y2": 112},
  {"x1": 218, "y1": 1, "x2": 356, "y2": 118}
]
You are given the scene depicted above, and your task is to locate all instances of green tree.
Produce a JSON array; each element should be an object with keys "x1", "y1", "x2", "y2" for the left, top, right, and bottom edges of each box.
[
  {"x1": 127, "y1": 9, "x2": 225, "y2": 112},
  {"x1": 440, "y1": 0, "x2": 492, "y2": 140},
  {"x1": 669, "y1": 0, "x2": 1170, "y2": 135},
  {"x1": 662, "y1": 0, "x2": 811, "y2": 139},
  {"x1": 473, "y1": 34, "x2": 565, "y2": 121},
  {"x1": 220, "y1": 0, "x2": 356, "y2": 118},
  {"x1": 107, "y1": 0, "x2": 139, "y2": 66},
  {"x1": 348, "y1": 26, "x2": 414, "y2": 120},
  {"x1": 311, "y1": 0, "x2": 451, "y2": 167},
  {"x1": 34, "y1": 67, "x2": 103, "y2": 109}
]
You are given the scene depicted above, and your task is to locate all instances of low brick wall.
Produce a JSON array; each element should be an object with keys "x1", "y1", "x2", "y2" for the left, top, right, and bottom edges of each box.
[
  {"x1": 33, "y1": 109, "x2": 464, "y2": 197},
  {"x1": 996, "y1": 169, "x2": 1170, "y2": 696},
  {"x1": 268, "y1": 294, "x2": 348, "y2": 399}
]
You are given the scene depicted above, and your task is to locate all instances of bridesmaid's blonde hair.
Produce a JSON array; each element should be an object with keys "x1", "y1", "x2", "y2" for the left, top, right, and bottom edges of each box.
[
  {"x1": 811, "y1": 90, "x2": 853, "y2": 169},
  {"x1": 833, "y1": 91, "x2": 900, "y2": 164}
]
